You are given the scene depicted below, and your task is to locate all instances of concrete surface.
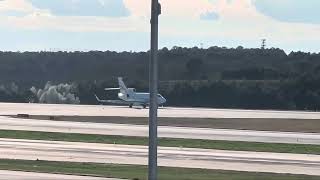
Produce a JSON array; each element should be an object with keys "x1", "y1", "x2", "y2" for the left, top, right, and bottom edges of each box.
[
  {"x1": 1, "y1": 102, "x2": 320, "y2": 119},
  {"x1": 0, "y1": 170, "x2": 119, "y2": 180},
  {"x1": 0, "y1": 116, "x2": 319, "y2": 144},
  {"x1": 0, "y1": 138, "x2": 319, "y2": 176}
]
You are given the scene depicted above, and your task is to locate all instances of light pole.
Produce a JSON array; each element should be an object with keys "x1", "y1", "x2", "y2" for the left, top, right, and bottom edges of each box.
[{"x1": 149, "y1": 0, "x2": 161, "y2": 180}]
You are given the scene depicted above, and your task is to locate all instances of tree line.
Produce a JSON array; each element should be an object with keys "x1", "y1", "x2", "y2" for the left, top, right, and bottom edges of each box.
[{"x1": 0, "y1": 46, "x2": 320, "y2": 110}]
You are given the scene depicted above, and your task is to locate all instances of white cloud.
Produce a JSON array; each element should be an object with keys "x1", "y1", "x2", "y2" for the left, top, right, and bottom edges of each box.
[
  {"x1": 97, "y1": 0, "x2": 105, "y2": 6},
  {"x1": 1, "y1": 15, "x2": 146, "y2": 32},
  {"x1": 0, "y1": 0, "x2": 319, "y2": 52},
  {"x1": 159, "y1": 0, "x2": 320, "y2": 42},
  {"x1": 29, "y1": 0, "x2": 130, "y2": 17},
  {"x1": 123, "y1": 0, "x2": 215, "y2": 19},
  {"x1": 200, "y1": 11, "x2": 219, "y2": 21},
  {"x1": 0, "y1": 0, "x2": 146, "y2": 32},
  {"x1": 161, "y1": 0, "x2": 214, "y2": 19},
  {"x1": 253, "y1": 0, "x2": 320, "y2": 24},
  {"x1": 0, "y1": 0, "x2": 35, "y2": 13},
  {"x1": 0, "y1": 0, "x2": 235, "y2": 33}
]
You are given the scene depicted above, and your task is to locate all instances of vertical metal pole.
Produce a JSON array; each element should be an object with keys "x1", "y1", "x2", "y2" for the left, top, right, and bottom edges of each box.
[{"x1": 149, "y1": 0, "x2": 160, "y2": 180}]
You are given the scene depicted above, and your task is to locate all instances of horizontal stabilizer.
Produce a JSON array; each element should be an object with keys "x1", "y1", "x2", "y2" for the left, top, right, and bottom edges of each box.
[{"x1": 104, "y1": 88, "x2": 120, "y2": 91}]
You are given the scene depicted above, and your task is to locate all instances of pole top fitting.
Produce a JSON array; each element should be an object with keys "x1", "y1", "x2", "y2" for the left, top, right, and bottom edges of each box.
[{"x1": 157, "y1": 3, "x2": 161, "y2": 15}]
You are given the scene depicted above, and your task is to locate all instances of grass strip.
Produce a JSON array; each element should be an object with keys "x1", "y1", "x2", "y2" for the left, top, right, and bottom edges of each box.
[
  {"x1": 0, "y1": 130, "x2": 319, "y2": 154},
  {"x1": 0, "y1": 159, "x2": 318, "y2": 180}
]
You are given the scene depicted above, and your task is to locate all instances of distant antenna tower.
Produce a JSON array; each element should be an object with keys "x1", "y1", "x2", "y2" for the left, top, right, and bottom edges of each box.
[
  {"x1": 200, "y1": 43, "x2": 204, "y2": 49},
  {"x1": 261, "y1": 39, "x2": 266, "y2": 49}
]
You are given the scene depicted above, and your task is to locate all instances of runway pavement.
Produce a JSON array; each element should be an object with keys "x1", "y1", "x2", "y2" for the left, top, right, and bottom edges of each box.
[
  {"x1": 0, "y1": 170, "x2": 118, "y2": 180},
  {"x1": 0, "y1": 138, "x2": 319, "y2": 176},
  {"x1": 0, "y1": 116, "x2": 319, "y2": 144},
  {"x1": 1, "y1": 102, "x2": 320, "y2": 119}
]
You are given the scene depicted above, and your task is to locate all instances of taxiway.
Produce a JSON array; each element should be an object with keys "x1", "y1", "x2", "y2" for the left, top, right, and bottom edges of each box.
[
  {"x1": 0, "y1": 116, "x2": 319, "y2": 144},
  {"x1": 1, "y1": 102, "x2": 320, "y2": 119},
  {"x1": 0, "y1": 170, "x2": 118, "y2": 180},
  {"x1": 0, "y1": 138, "x2": 319, "y2": 176}
]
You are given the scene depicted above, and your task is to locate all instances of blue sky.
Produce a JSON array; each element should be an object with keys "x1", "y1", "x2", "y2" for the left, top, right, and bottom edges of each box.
[
  {"x1": 0, "y1": 0, "x2": 319, "y2": 53},
  {"x1": 254, "y1": 0, "x2": 320, "y2": 24}
]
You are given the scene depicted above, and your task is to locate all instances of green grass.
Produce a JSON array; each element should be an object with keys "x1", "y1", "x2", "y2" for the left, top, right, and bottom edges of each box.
[
  {"x1": 0, "y1": 159, "x2": 318, "y2": 180},
  {"x1": 0, "y1": 130, "x2": 320, "y2": 154}
]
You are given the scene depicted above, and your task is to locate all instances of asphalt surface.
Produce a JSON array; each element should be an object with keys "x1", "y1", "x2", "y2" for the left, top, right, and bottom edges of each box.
[
  {"x1": 2, "y1": 102, "x2": 320, "y2": 119},
  {"x1": 18, "y1": 115, "x2": 320, "y2": 133},
  {"x1": 0, "y1": 138, "x2": 319, "y2": 176},
  {"x1": 1, "y1": 116, "x2": 320, "y2": 144},
  {"x1": 0, "y1": 170, "x2": 118, "y2": 180}
]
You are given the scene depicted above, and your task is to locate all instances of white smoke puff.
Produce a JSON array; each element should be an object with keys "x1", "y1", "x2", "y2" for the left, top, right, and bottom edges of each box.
[
  {"x1": 39, "y1": 86, "x2": 60, "y2": 104},
  {"x1": 0, "y1": 83, "x2": 19, "y2": 95},
  {"x1": 32, "y1": 82, "x2": 80, "y2": 104},
  {"x1": 64, "y1": 93, "x2": 80, "y2": 104},
  {"x1": 10, "y1": 83, "x2": 18, "y2": 94},
  {"x1": 30, "y1": 86, "x2": 37, "y2": 94},
  {"x1": 37, "y1": 89, "x2": 43, "y2": 99},
  {"x1": 44, "y1": 82, "x2": 52, "y2": 91}
]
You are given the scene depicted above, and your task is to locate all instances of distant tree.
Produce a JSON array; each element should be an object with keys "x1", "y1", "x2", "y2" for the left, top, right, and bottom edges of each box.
[{"x1": 186, "y1": 58, "x2": 204, "y2": 79}]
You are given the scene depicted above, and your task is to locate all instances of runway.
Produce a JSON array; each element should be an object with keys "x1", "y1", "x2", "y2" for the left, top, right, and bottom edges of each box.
[
  {"x1": 0, "y1": 138, "x2": 319, "y2": 176},
  {"x1": 0, "y1": 170, "x2": 118, "y2": 180},
  {"x1": 1, "y1": 102, "x2": 320, "y2": 119},
  {"x1": 0, "y1": 116, "x2": 319, "y2": 144}
]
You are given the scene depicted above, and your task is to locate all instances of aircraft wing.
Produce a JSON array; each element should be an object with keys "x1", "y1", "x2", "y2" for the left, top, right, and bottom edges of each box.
[
  {"x1": 104, "y1": 100, "x2": 129, "y2": 104},
  {"x1": 94, "y1": 94, "x2": 128, "y2": 105}
]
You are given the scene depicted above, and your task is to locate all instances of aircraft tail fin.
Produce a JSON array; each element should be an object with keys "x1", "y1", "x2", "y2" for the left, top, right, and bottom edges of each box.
[{"x1": 118, "y1": 77, "x2": 128, "y2": 93}]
